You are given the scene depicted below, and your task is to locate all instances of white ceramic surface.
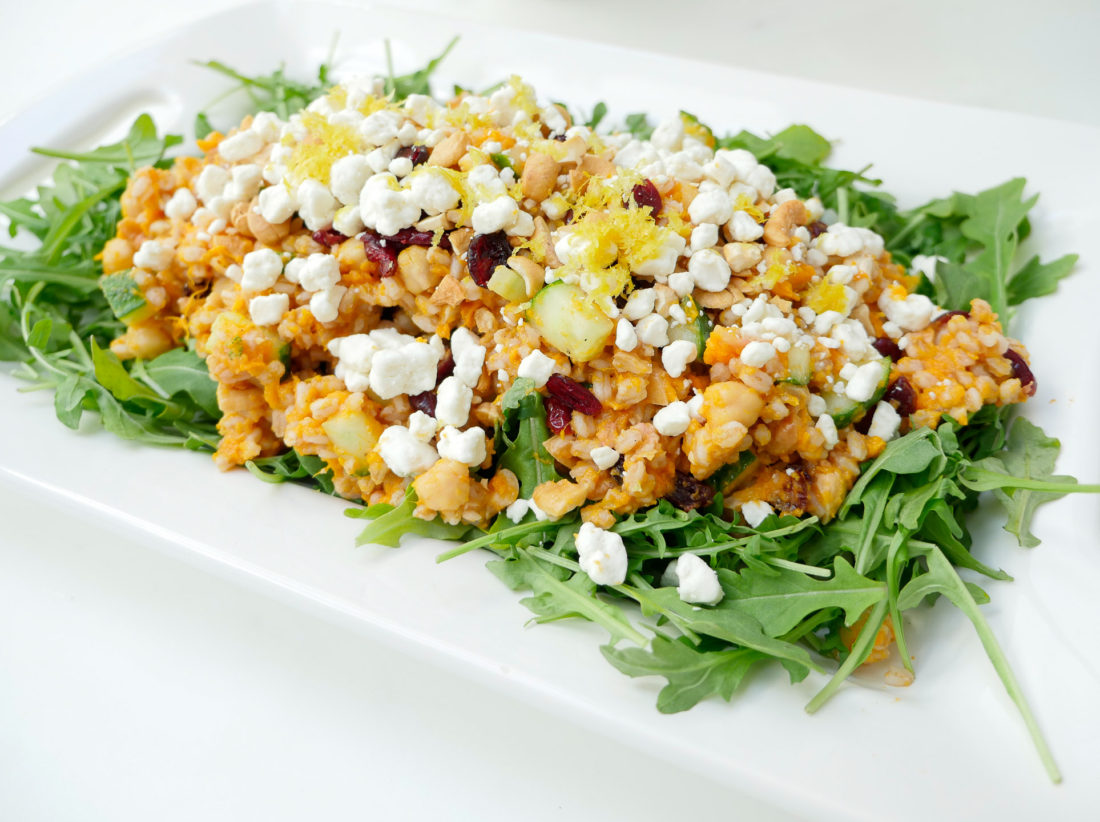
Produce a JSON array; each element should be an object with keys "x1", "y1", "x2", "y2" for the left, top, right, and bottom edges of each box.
[{"x1": 2, "y1": 3, "x2": 1099, "y2": 820}]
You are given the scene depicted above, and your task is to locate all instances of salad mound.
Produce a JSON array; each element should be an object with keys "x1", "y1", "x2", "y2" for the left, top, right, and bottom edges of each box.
[{"x1": 2, "y1": 46, "x2": 1096, "y2": 782}]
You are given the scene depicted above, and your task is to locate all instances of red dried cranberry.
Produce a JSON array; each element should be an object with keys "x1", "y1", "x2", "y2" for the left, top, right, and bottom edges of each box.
[
  {"x1": 436, "y1": 352, "x2": 455, "y2": 383},
  {"x1": 932, "y1": 309, "x2": 969, "y2": 328},
  {"x1": 544, "y1": 397, "x2": 573, "y2": 434},
  {"x1": 395, "y1": 145, "x2": 430, "y2": 166},
  {"x1": 885, "y1": 376, "x2": 917, "y2": 418},
  {"x1": 665, "y1": 472, "x2": 715, "y2": 512},
  {"x1": 312, "y1": 227, "x2": 347, "y2": 247},
  {"x1": 1004, "y1": 348, "x2": 1037, "y2": 396},
  {"x1": 466, "y1": 231, "x2": 512, "y2": 286},
  {"x1": 872, "y1": 337, "x2": 904, "y2": 361},
  {"x1": 808, "y1": 220, "x2": 828, "y2": 239},
  {"x1": 409, "y1": 391, "x2": 437, "y2": 416},
  {"x1": 854, "y1": 411, "x2": 874, "y2": 436},
  {"x1": 630, "y1": 180, "x2": 662, "y2": 215},
  {"x1": 387, "y1": 227, "x2": 451, "y2": 250},
  {"x1": 546, "y1": 374, "x2": 603, "y2": 416},
  {"x1": 361, "y1": 229, "x2": 399, "y2": 277}
]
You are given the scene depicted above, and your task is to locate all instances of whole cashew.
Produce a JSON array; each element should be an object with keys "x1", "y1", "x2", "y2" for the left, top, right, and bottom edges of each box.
[{"x1": 763, "y1": 199, "x2": 809, "y2": 247}]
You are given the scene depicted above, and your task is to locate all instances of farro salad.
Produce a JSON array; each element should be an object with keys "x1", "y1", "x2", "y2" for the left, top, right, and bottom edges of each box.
[{"x1": 2, "y1": 45, "x2": 1097, "y2": 781}]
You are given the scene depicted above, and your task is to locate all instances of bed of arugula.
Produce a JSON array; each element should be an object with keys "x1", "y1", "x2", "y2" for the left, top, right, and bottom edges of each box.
[{"x1": 1, "y1": 46, "x2": 1096, "y2": 782}]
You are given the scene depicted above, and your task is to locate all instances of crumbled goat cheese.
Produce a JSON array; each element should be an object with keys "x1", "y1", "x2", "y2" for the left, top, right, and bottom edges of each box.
[
  {"x1": 590, "y1": 446, "x2": 621, "y2": 470},
  {"x1": 672, "y1": 554, "x2": 724, "y2": 605},
  {"x1": 435, "y1": 376, "x2": 473, "y2": 427},
  {"x1": 517, "y1": 349, "x2": 556, "y2": 387},
  {"x1": 867, "y1": 401, "x2": 902, "y2": 441},
  {"x1": 377, "y1": 426, "x2": 439, "y2": 478},
  {"x1": 437, "y1": 425, "x2": 487, "y2": 466},
  {"x1": 575, "y1": 522, "x2": 628, "y2": 585},
  {"x1": 662, "y1": 340, "x2": 697, "y2": 378},
  {"x1": 740, "y1": 500, "x2": 775, "y2": 528},
  {"x1": 249, "y1": 293, "x2": 289, "y2": 326},
  {"x1": 239, "y1": 248, "x2": 283, "y2": 291},
  {"x1": 653, "y1": 401, "x2": 692, "y2": 436}
]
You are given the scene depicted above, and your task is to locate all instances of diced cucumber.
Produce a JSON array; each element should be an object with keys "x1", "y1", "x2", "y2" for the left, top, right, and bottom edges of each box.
[
  {"x1": 528, "y1": 281, "x2": 614, "y2": 362},
  {"x1": 487, "y1": 265, "x2": 527, "y2": 303},
  {"x1": 823, "y1": 357, "x2": 891, "y2": 428},
  {"x1": 322, "y1": 409, "x2": 384, "y2": 460},
  {"x1": 710, "y1": 450, "x2": 756, "y2": 494},
  {"x1": 668, "y1": 296, "x2": 713, "y2": 353},
  {"x1": 100, "y1": 270, "x2": 155, "y2": 324},
  {"x1": 784, "y1": 345, "x2": 812, "y2": 386}
]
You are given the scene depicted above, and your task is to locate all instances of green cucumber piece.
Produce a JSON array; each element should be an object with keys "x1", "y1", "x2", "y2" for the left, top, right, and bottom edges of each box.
[
  {"x1": 668, "y1": 296, "x2": 713, "y2": 353},
  {"x1": 711, "y1": 450, "x2": 756, "y2": 494},
  {"x1": 487, "y1": 265, "x2": 527, "y2": 303},
  {"x1": 823, "y1": 357, "x2": 891, "y2": 428},
  {"x1": 100, "y1": 270, "x2": 154, "y2": 324},
  {"x1": 528, "y1": 281, "x2": 614, "y2": 362},
  {"x1": 783, "y1": 345, "x2": 812, "y2": 385}
]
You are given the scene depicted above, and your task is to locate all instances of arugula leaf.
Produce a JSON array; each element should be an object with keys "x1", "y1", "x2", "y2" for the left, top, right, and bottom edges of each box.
[
  {"x1": 602, "y1": 636, "x2": 766, "y2": 713},
  {"x1": 623, "y1": 112, "x2": 654, "y2": 140},
  {"x1": 195, "y1": 60, "x2": 332, "y2": 123},
  {"x1": 246, "y1": 449, "x2": 338, "y2": 495},
  {"x1": 138, "y1": 347, "x2": 220, "y2": 418},
  {"x1": 347, "y1": 488, "x2": 472, "y2": 547},
  {"x1": 496, "y1": 377, "x2": 561, "y2": 497},
  {"x1": 383, "y1": 36, "x2": 458, "y2": 101},
  {"x1": 1006, "y1": 253, "x2": 1078, "y2": 307},
  {"x1": 718, "y1": 124, "x2": 832, "y2": 165},
  {"x1": 32, "y1": 114, "x2": 182, "y2": 169},
  {"x1": 719, "y1": 558, "x2": 885, "y2": 637},
  {"x1": 897, "y1": 545, "x2": 1061, "y2": 782},
  {"x1": 491, "y1": 547, "x2": 646, "y2": 645},
  {"x1": 960, "y1": 418, "x2": 1100, "y2": 546},
  {"x1": 586, "y1": 102, "x2": 608, "y2": 130}
]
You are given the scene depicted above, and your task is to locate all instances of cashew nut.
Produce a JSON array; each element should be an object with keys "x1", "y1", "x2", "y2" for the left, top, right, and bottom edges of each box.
[
  {"x1": 762, "y1": 199, "x2": 808, "y2": 247},
  {"x1": 520, "y1": 151, "x2": 560, "y2": 202},
  {"x1": 427, "y1": 131, "x2": 469, "y2": 168}
]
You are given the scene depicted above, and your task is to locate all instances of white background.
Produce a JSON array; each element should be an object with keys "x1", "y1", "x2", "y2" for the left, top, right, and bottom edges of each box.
[{"x1": 1, "y1": 2, "x2": 1098, "y2": 820}]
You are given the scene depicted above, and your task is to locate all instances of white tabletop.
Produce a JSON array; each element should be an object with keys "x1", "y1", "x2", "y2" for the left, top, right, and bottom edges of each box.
[{"x1": 1, "y1": 2, "x2": 1097, "y2": 820}]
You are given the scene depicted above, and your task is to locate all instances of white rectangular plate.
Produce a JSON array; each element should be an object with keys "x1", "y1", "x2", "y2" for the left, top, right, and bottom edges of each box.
[{"x1": 2, "y1": 3, "x2": 1098, "y2": 819}]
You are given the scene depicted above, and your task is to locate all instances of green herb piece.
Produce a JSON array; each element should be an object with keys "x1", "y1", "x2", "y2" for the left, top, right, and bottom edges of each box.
[
  {"x1": 602, "y1": 636, "x2": 767, "y2": 713},
  {"x1": 496, "y1": 377, "x2": 561, "y2": 497},
  {"x1": 489, "y1": 152, "x2": 513, "y2": 171},
  {"x1": 346, "y1": 487, "x2": 472, "y2": 547},
  {"x1": 246, "y1": 449, "x2": 337, "y2": 495},
  {"x1": 586, "y1": 102, "x2": 608, "y2": 130},
  {"x1": 719, "y1": 558, "x2": 885, "y2": 637},
  {"x1": 383, "y1": 36, "x2": 458, "y2": 101}
]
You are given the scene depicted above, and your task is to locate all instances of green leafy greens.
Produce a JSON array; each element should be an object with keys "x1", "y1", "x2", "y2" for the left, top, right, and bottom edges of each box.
[{"x1": 3, "y1": 52, "x2": 1094, "y2": 785}]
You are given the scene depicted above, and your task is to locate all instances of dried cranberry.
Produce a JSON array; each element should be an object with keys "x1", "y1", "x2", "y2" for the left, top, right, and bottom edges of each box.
[
  {"x1": 388, "y1": 226, "x2": 451, "y2": 250},
  {"x1": 854, "y1": 412, "x2": 874, "y2": 436},
  {"x1": 466, "y1": 231, "x2": 512, "y2": 286},
  {"x1": 395, "y1": 145, "x2": 430, "y2": 166},
  {"x1": 932, "y1": 309, "x2": 969, "y2": 328},
  {"x1": 436, "y1": 352, "x2": 455, "y2": 382},
  {"x1": 665, "y1": 472, "x2": 715, "y2": 512},
  {"x1": 361, "y1": 229, "x2": 399, "y2": 277},
  {"x1": 808, "y1": 220, "x2": 828, "y2": 239},
  {"x1": 630, "y1": 180, "x2": 662, "y2": 215},
  {"x1": 544, "y1": 397, "x2": 573, "y2": 434},
  {"x1": 312, "y1": 227, "x2": 347, "y2": 247},
  {"x1": 872, "y1": 337, "x2": 904, "y2": 361},
  {"x1": 409, "y1": 391, "x2": 437, "y2": 416},
  {"x1": 1004, "y1": 348, "x2": 1037, "y2": 396},
  {"x1": 885, "y1": 376, "x2": 917, "y2": 418},
  {"x1": 546, "y1": 374, "x2": 603, "y2": 416}
]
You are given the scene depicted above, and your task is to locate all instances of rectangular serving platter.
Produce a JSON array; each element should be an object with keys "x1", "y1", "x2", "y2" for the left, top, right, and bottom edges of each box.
[{"x1": 2, "y1": 3, "x2": 1099, "y2": 819}]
